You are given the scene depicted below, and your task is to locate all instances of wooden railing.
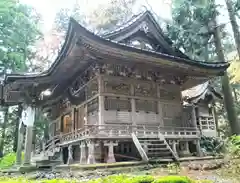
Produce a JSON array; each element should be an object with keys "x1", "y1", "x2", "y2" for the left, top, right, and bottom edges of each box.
[
  {"x1": 57, "y1": 124, "x2": 200, "y2": 144},
  {"x1": 34, "y1": 135, "x2": 60, "y2": 156}
]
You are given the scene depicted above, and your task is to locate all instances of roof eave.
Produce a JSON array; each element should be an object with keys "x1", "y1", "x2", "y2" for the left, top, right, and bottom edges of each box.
[
  {"x1": 70, "y1": 19, "x2": 229, "y2": 72},
  {"x1": 5, "y1": 19, "x2": 76, "y2": 83}
]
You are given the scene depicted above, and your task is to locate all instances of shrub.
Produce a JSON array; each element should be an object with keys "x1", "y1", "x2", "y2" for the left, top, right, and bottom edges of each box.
[
  {"x1": 0, "y1": 152, "x2": 24, "y2": 169},
  {"x1": 200, "y1": 136, "x2": 224, "y2": 155},
  {"x1": 86, "y1": 174, "x2": 154, "y2": 183},
  {"x1": 153, "y1": 176, "x2": 192, "y2": 183},
  {"x1": 227, "y1": 135, "x2": 240, "y2": 158},
  {"x1": 0, "y1": 153, "x2": 16, "y2": 169}
]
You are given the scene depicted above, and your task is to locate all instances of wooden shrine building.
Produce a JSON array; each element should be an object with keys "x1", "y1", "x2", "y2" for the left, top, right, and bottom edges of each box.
[{"x1": 0, "y1": 11, "x2": 229, "y2": 167}]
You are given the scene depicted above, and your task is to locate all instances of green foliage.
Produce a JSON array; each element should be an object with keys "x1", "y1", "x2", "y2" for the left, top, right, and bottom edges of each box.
[
  {"x1": 228, "y1": 56, "x2": 240, "y2": 84},
  {"x1": 0, "y1": 177, "x2": 76, "y2": 183},
  {"x1": 200, "y1": 136, "x2": 224, "y2": 155},
  {"x1": 227, "y1": 135, "x2": 240, "y2": 157},
  {"x1": 0, "y1": 0, "x2": 42, "y2": 155},
  {"x1": 0, "y1": 153, "x2": 16, "y2": 169},
  {"x1": 167, "y1": 0, "x2": 219, "y2": 61},
  {"x1": 0, "y1": 175, "x2": 211, "y2": 183},
  {"x1": 168, "y1": 0, "x2": 239, "y2": 135},
  {"x1": 153, "y1": 176, "x2": 192, "y2": 183},
  {"x1": 0, "y1": 0, "x2": 42, "y2": 72},
  {"x1": 0, "y1": 152, "x2": 23, "y2": 169}
]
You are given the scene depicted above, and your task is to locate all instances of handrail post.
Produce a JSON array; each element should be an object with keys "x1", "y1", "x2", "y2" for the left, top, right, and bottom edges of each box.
[
  {"x1": 158, "y1": 126, "x2": 161, "y2": 137},
  {"x1": 42, "y1": 141, "x2": 45, "y2": 154},
  {"x1": 143, "y1": 125, "x2": 146, "y2": 136}
]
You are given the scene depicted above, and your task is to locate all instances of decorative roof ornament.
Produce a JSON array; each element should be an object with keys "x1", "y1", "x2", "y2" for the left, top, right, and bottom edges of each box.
[{"x1": 140, "y1": 21, "x2": 149, "y2": 33}]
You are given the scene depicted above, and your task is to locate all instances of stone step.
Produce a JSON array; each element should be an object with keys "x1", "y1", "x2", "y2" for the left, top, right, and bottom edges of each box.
[
  {"x1": 147, "y1": 153, "x2": 173, "y2": 158},
  {"x1": 149, "y1": 158, "x2": 173, "y2": 162},
  {"x1": 145, "y1": 144, "x2": 167, "y2": 148},
  {"x1": 148, "y1": 156, "x2": 173, "y2": 159},
  {"x1": 140, "y1": 142, "x2": 165, "y2": 145},
  {"x1": 139, "y1": 139, "x2": 164, "y2": 142},
  {"x1": 147, "y1": 150, "x2": 172, "y2": 154},
  {"x1": 147, "y1": 147, "x2": 169, "y2": 151}
]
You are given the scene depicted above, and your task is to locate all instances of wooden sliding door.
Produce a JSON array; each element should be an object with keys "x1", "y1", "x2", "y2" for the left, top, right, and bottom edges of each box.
[
  {"x1": 61, "y1": 113, "x2": 72, "y2": 134},
  {"x1": 76, "y1": 106, "x2": 85, "y2": 129}
]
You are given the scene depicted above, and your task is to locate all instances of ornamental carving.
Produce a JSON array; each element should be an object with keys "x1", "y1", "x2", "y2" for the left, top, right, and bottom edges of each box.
[
  {"x1": 104, "y1": 81, "x2": 130, "y2": 95},
  {"x1": 101, "y1": 64, "x2": 132, "y2": 77},
  {"x1": 134, "y1": 83, "x2": 156, "y2": 97},
  {"x1": 68, "y1": 63, "x2": 99, "y2": 96},
  {"x1": 86, "y1": 80, "x2": 98, "y2": 99},
  {"x1": 59, "y1": 99, "x2": 72, "y2": 114},
  {"x1": 68, "y1": 63, "x2": 185, "y2": 97},
  {"x1": 159, "y1": 89, "x2": 180, "y2": 100},
  {"x1": 97, "y1": 64, "x2": 185, "y2": 85}
]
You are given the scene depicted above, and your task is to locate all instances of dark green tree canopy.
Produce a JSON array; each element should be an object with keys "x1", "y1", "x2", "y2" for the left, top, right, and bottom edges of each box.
[{"x1": 0, "y1": 0, "x2": 42, "y2": 72}]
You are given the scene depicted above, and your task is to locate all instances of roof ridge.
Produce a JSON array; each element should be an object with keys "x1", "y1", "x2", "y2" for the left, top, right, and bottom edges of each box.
[{"x1": 102, "y1": 10, "x2": 150, "y2": 37}]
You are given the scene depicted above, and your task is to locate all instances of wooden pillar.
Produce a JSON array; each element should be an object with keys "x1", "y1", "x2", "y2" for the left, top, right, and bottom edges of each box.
[
  {"x1": 59, "y1": 147, "x2": 64, "y2": 164},
  {"x1": 104, "y1": 140, "x2": 118, "y2": 163},
  {"x1": 181, "y1": 141, "x2": 190, "y2": 156},
  {"x1": 22, "y1": 106, "x2": 35, "y2": 166},
  {"x1": 48, "y1": 121, "x2": 56, "y2": 138},
  {"x1": 98, "y1": 75, "x2": 104, "y2": 125},
  {"x1": 67, "y1": 145, "x2": 74, "y2": 164},
  {"x1": 195, "y1": 139, "x2": 203, "y2": 157},
  {"x1": 185, "y1": 141, "x2": 190, "y2": 153},
  {"x1": 23, "y1": 126, "x2": 34, "y2": 165},
  {"x1": 71, "y1": 108, "x2": 75, "y2": 131},
  {"x1": 157, "y1": 85, "x2": 164, "y2": 126},
  {"x1": 191, "y1": 105, "x2": 197, "y2": 128},
  {"x1": 130, "y1": 84, "x2": 136, "y2": 125},
  {"x1": 172, "y1": 140, "x2": 178, "y2": 156},
  {"x1": 15, "y1": 122, "x2": 24, "y2": 166},
  {"x1": 79, "y1": 141, "x2": 87, "y2": 164},
  {"x1": 84, "y1": 104, "x2": 88, "y2": 125},
  {"x1": 212, "y1": 104, "x2": 219, "y2": 136},
  {"x1": 87, "y1": 140, "x2": 98, "y2": 164}
]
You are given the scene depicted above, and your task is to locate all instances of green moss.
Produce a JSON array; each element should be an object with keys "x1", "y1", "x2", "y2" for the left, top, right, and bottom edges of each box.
[
  {"x1": 153, "y1": 176, "x2": 192, "y2": 183},
  {"x1": 0, "y1": 153, "x2": 24, "y2": 170},
  {"x1": 0, "y1": 175, "x2": 213, "y2": 183}
]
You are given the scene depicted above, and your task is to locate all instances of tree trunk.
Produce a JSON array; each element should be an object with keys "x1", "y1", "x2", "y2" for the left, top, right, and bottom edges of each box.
[
  {"x1": 225, "y1": 0, "x2": 240, "y2": 57},
  {"x1": 13, "y1": 104, "x2": 23, "y2": 152},
  {"x1": 213, "y1": 15, "x2": 240, "y2": 135},
  {"x1": 0, "y1": 107, "x2": 9, "y2": 157}
]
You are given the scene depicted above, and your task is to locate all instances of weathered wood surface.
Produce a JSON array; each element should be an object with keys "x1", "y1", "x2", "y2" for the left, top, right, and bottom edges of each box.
[
  {"x1": 131, "y1": 133, "x2": 149, "y2": 162},
  {"x1": 48, "y1": 124, "x2": 200, "y2": 146}
]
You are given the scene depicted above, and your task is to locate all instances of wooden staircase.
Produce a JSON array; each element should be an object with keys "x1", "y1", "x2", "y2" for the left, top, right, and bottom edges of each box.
[
  {"x1": 132, "y1": 133, "x2": 179, "y2": 162},
  {"x1": 32, "y1": 137, "x2": 61, "y2": 168}
]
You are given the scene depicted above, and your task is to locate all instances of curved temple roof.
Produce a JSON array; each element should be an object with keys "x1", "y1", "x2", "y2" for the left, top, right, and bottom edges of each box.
[
  {"x1": 5, "y1": 11, "x2": 229, "y2": 83},
  {"x1": 1, "y1": 10, "x2": 229, "y2": 106},
  {"x1": 182, "y1": 81, "x2": 222, "y2": 104}
]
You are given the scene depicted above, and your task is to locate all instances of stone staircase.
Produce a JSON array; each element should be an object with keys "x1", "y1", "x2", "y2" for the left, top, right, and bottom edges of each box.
[{"x1": 132, "y1": 133, "x2": 179, "y2": 162}]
